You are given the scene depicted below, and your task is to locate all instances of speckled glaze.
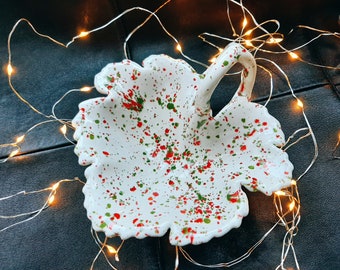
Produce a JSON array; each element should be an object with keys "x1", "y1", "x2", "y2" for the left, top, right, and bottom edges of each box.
[{"x1": 72, "y1": 42, "x2": 293, "y2": 246}]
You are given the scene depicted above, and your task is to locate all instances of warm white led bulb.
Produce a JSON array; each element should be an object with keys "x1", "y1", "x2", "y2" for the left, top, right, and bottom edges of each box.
[
  {"x1": 9, "y1": 149, "x2": 19, "y2": 158},
  {"x1": 78, "y1": 31, "x2": 89, "y2": 38},
  {"x1": 289, "y1": 51, "x2": 299, "y2": 60},
  {"x1": 209, "y1": 57, "x2": 217, "y2": 63},
  {"x1": 106, "y1": 245, "x2": 117, "y2": 254},
  {"x1": 245, "y1": 29, "x2": 252, "y2": 36},
  {"x1": 60, "y1": 125, "x2": 67, "y2": 135},
  {"x1": 242, "y1": 18, "x2": 248, "y2": 28},
  {"x1": 244, "y1": 40, "x2": 253, "y2": 47},
  {"x1": 48, "y1": 195, "x2": 55, "y2": 205},
  {"x1": 288, "y1": 201, "x2": 295, "y2": 211},
  {"x1": 275, "y1": 190, "x2": 286, "y2": 196},
  {"x1": 52, "y1": 182, "x2": 60, "y2": 191},
  {"x1": 7, "y1": 63, "x2": 13, "y2": 76},
  {"x1": 80, "y1": 86, "x2": 92, "y2": 92},
  {"x1": 16, "y1": 135, "x2": 25, "y2": 143},
  {"x1": 267, "y1": 37, "x2": 283, "y2": 44},
  {"x1": 296, "y1": 99, "x2": 304, "y2": 109}
]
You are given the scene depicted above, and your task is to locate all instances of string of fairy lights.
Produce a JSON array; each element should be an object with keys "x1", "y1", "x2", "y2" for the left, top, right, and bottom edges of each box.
[{"x1": 0, "y1": 0, "x2": 339, "y2": 269}]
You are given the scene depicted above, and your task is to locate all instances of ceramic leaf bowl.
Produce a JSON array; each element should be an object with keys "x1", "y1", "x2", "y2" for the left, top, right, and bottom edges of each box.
[{"x1": 72, "y1": 42, "x2": 293, "y2": 246}]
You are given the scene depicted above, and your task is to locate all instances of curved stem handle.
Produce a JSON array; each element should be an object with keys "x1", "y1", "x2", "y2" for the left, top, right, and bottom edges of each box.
[{"x1": 194, "y1": 42, "x2": 256, "y2": 116}]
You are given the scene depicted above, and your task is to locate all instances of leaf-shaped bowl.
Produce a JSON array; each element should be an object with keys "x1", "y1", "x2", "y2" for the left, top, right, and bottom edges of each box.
[{"x1": 72, "y1": 42, "x2": 293, "y2": 246}]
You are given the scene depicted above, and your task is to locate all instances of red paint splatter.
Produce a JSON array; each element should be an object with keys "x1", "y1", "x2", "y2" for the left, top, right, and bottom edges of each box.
[
  {"x1": 121, "y1": 91, "x2": 144, "y2": 111},
  {"x1": 251, "y1": 177, "x2": 258, "y2": 190},
  {"x1": 122, "y1": 101, "x2": 143, "y2": 111},
  {"x1": 152, "y1": 150, "x2": 159, "y2": 157},
  {"x1": 227, "y1": 191, "x2": 241, "y2": 203},
  {"x1": 194, "y1": 218, "x2": 203, "y2": 223},
  {"x1": 243, "y1": 68, "x2": 249, "y2": 78},
  {"x1": 195, "y1": 208, "x2": 203, "y2": 215},
  {"x1": 166, "y1": 151, "x2": 174, "y2": 158},
  {"x1": 248, "y1": 129, "x2": 256, "y2": 137},
  {"x1": 193, "y1": 139, "x2": 201, "y2": 146},
  {"x1": 239, "y1": 82, "x2": 245, "y2": 93},
  {"x1": 160, "y1": 145, "x2": 167, "y2": 150},
  {"x1": 240, "y1": 145, "x2": 247, "y2": 151}
]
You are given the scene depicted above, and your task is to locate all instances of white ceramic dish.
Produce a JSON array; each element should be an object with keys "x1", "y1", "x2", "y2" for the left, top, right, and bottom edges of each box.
[{"x1": 72, "y1": 42, "x2": 293, "y2": 246}]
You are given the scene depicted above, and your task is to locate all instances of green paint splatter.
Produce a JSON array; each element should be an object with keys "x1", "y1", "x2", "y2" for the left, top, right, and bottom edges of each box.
[
  {"x1": 197, "y1": 120, "x2": 207, "y2": 129},
  {"x1": 137, "y1": 97, "x2": 144, "y2": 105},
  {"x1": 197, "y1": 193, "x2": 206, "y2": 201},
  {"x1": 167, "y1": 103, "x2": 175, "y2": 110},
  {"x1": 204, "y1": 218, "x2": 211, "y2": 224}
]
